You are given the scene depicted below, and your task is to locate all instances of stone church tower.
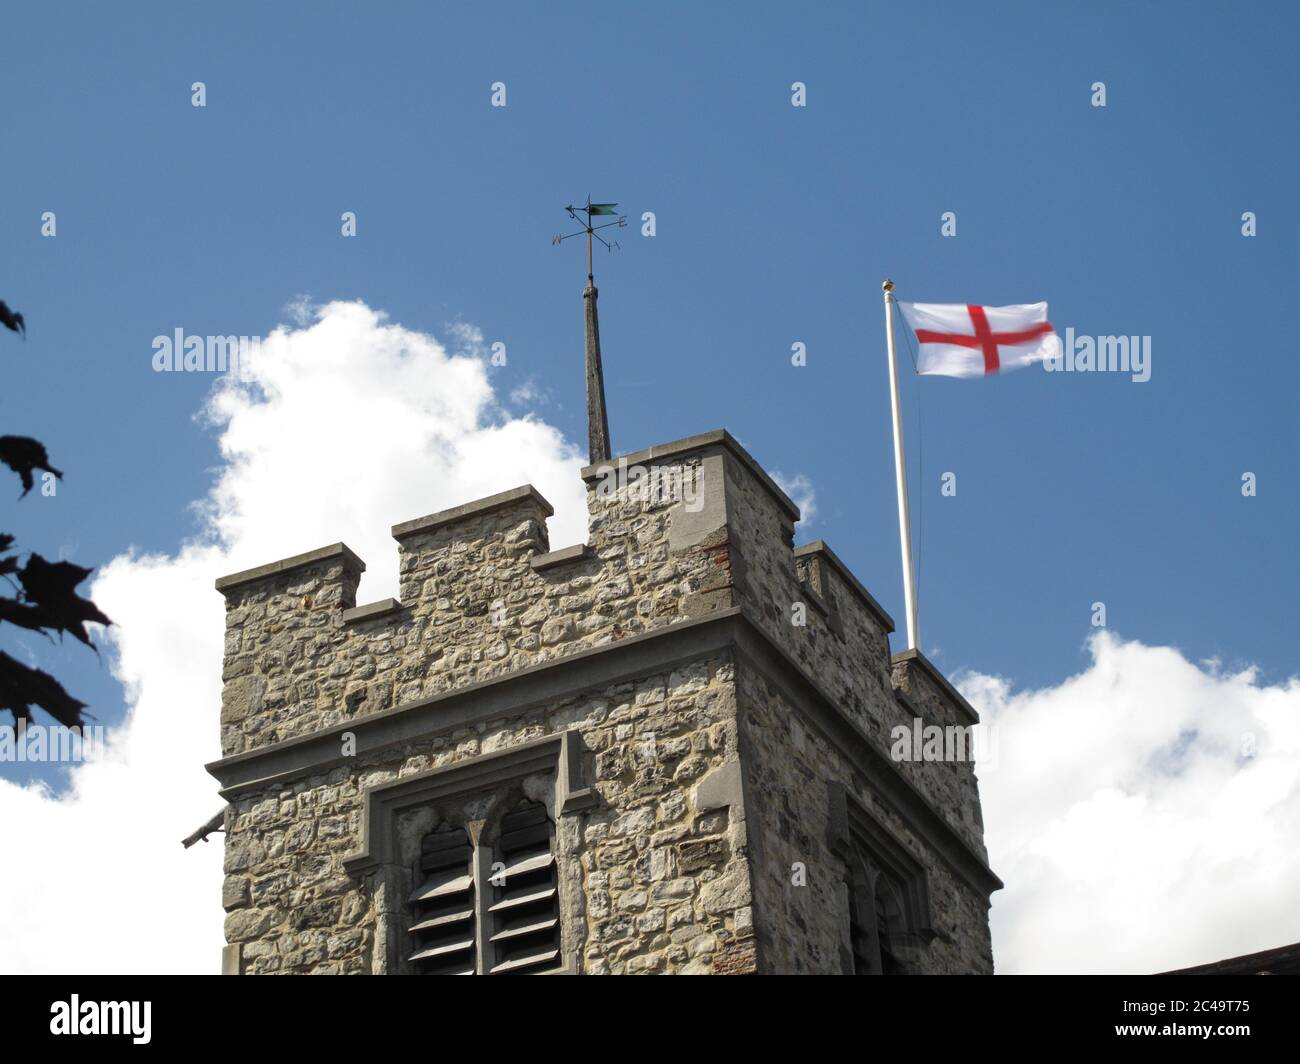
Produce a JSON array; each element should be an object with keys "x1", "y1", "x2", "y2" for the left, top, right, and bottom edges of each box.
[
  {"x1": 208, "y1": 433, "x2": 1001, "y2": 974},
  {"x1": 206, "y1": 265, "x2": 1000, "y2": 975}
]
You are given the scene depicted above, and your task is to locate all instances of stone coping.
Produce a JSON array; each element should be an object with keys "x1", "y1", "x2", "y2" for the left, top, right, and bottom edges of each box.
[
  {"x1": 341, "y1": 598, "x2": 404, "y2": 625},
  {"x1": 391, "y1": 484, "x2": 554, "y2": 540},
  {"x1": 215, "y1": 543, "x2": 365, "y2": 596},
  {"x1": 892, "y1": 648, "x2": 980, "y2": 726},
  {"x1": 793, "y1": 540, "x2": 896, "y2": 634},
  {"x1": 530, "y1": 543, "x2": 591, "y2": 571},
  {"x1": 579, "y1": 429, "x2": 801, "y2": 524}
]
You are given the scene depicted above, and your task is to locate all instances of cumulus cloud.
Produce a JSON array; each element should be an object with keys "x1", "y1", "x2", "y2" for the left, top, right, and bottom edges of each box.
[
  {"x1": 0, "y1": 300, "x2": 587, "y2": 973},
  {"x1": 508, "y1": 378, "x2": 550, "y2": 408},
  {"x1": 962, "y1": 631, "x2": 1300, "y2": 974},
  {"x1": 771, "y1": 471, "x2": 816, "y2": 530},
  {"x1": 4, "y1": 301, "x2": 1293, "y2": 977}
]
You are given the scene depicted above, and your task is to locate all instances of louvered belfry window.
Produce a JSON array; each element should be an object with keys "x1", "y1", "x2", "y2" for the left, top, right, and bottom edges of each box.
[
  {"x1": 488, "y1": 800, "x2": 561, "y2": 974},
  {"x1": 409, "y1": 824, "x2": 476, "y2": 975},
  {"x1": 408, "y1": 798, "x2": 561, "y2": 975}
]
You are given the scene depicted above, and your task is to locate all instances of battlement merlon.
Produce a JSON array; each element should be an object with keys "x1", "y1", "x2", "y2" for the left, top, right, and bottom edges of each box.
[
  {"x1": 580, "y1": 427, "x2": 801, "y2": 529},
  {"x1": 214, "y1": 543, "x2": 366, "y2": 724},
  {"x1": 391, "y1": 485, "x2": 553, "y2": 606},
  {"x1": 580, "y1": 429, "x2": 801, "y2": 623},
  {"x1": 891, "y1": 647, "x2": 980, "y2": 727},
  {"x1": 215, "y1": 542, "x2": 366, "y2": 601},
  {"x1": 793, "y1": 539, "x2": 895, "y2": 636}
]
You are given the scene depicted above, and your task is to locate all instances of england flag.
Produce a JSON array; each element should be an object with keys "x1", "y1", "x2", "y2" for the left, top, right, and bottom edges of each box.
[{"x1": 897, "y1": 301, "x2": 1061, "y2": 378}]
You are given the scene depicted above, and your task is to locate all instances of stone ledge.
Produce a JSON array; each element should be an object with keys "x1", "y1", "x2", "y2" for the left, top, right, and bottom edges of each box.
[
  {"x1": 530, "y1": 543, "x2": 591, "y2": 572},
  {"x1": 799, "y1": 583, "x2": 831, "y2": 618},
  {"x1": 794, "y1": 540, "x2": 895, "y2": 635},
  {"x1": 580, "y1": 428, "x2": 801, "y2": 524},
  {"x1": 206, "y1": 605, "x2": 1000, "y2": 900},
  {"x1": 342, "y1": 598, "x2": 403, "y2": 625},
  {"x1": 391, "y1": 484, "x2": 554, "y2": 540},
  {"x1": 215, "y1": 542, "x2": 365, "y2": 596}
]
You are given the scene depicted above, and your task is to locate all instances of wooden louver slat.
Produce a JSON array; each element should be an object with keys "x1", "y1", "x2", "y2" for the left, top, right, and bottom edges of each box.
[
  {"x1": 408, "y1": 906, "x2": 476, "y2": 933},
  {"x1": 489, "y1": 947, "x2": 561, "y2": 974},
  {"x1": 409, "y1": 869, "x2": 473, "y2": 902},
  {"x1": 487, "y1": 885, "x2": 557, "y2": 914}
]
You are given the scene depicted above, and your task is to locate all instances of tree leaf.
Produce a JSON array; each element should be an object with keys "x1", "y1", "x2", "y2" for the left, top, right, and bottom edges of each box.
[
  {"x1": 16, "y1": 554, "x2": 112, "y2": 647},
  {"x1": 0, "y1": 651, "x2": 86, "y2": 728},
  {"x1": 0, "y1": 436, "x2": 63, "y2": 497}
]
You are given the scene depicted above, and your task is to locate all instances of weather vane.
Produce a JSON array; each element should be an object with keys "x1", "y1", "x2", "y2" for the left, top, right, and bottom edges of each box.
[{"x1": 553, "y1": 196, "x2": 627, "y2": 284}]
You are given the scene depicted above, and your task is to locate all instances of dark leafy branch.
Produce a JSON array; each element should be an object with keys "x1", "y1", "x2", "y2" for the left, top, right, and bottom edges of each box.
[
  {"x1": 0, "y1": 300, "x2": 24, "y2": 338},
  {"x1": 1, "y1": 299, "x2": 110, "y2": 729},
  {"x1": 0, "y1": 436, "x2": 63, "y2": 497},
  {"x1": 0, "y1": 651, "x2": 87, "y2": 729}
]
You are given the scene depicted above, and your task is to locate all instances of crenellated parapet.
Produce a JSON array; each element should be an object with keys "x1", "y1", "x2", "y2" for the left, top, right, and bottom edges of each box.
[
  {"x1": 214, "y1": 429, "x2": 978, "y2": 797},
  {"x1": 209, "y1": 427, "x2": 998, "y2": 975},
  {"x1": 217, "y1": 430, "x2": 812, "y2": 755}
]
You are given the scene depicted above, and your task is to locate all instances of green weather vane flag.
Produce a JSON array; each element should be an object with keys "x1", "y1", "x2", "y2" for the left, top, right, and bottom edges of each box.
[
  {"x1": 553, "y1": 197, "x2": 627, "y2": 285},
  {"x1": 553, "y1": 197, "x2": 626, "y2": 465}
]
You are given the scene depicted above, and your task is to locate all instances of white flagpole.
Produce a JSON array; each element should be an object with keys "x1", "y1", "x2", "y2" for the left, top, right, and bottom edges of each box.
[{"x1": 882, "y1": 279, "x2": 919, "y2": 651}]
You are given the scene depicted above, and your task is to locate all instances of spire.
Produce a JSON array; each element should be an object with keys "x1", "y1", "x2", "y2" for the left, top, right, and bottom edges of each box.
[
  {"x1": 553, "y1": 197, "x2": 626, "y2": 465},
  {"x1": 584, "y1": 282, "x2": 611, "y2": 463}
]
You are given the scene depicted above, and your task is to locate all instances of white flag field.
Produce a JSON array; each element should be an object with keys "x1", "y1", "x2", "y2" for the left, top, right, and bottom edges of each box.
[{"x1": 898, "y1": 301, "x2": 1062, "y2": 378}]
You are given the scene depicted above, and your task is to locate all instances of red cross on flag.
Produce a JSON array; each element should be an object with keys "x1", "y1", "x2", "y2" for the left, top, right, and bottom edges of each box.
[{"x1": 897, "y1": 301, "x2": 1061, "y2": 377}]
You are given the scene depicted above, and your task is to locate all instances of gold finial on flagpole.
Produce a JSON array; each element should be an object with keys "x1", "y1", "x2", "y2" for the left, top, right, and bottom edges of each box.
[{"x1": 882, "y1": 278, "x2": 894, "y2": 293}]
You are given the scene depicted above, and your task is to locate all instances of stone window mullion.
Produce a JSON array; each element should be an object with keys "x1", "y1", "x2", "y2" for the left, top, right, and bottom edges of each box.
[{"x1": 470, "y1": 826, "x2": 493, "y2": 975}]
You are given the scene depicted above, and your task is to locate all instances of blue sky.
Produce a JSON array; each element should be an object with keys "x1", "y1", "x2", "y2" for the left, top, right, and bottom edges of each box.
[{"x1": 1, "y1": 0, "x2": 1295, "y2": 799}]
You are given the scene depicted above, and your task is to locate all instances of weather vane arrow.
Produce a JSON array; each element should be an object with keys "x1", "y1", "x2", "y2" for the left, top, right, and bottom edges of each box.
[{"x1": 552, "y1": 196, "x2": 627, "y2": 285}]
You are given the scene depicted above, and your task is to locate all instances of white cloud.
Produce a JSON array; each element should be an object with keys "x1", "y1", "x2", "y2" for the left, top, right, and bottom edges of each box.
[
  {"x1": 962, "y1": 631, "x2": 1300, "y2": 974},
  {"x1": 0, "y1": 300, "x2": 587, "y2": 973},
  {"x1": 282, "y1": 293, "x2": 316, "y2": 327},
  {"x1": 5, "y1": 303, "x2": 1293, "y2": 976},
  {"x1": 509, "y1": 377, "x2": 550, "y2": 408},
  {"x1": 771, "y1": 471, "x2": 816, "y2": 530},
  {"x1": 443, "y1": 319, "x2": 488, "y2": 361}
]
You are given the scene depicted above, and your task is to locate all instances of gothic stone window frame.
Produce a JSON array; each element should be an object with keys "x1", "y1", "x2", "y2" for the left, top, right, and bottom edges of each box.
[
  {"x1": 343, "y1": 731, "x2": 595, "y2": 975},
  {"x1": 409, "y1": 793, "x2": 559, "y2": 974},
  {"x1": 827, "y1": 782, "x2": 935, "y2": 975}
]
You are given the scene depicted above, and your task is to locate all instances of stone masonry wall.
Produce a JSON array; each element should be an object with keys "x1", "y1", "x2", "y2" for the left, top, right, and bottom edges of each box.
[
  {"x1": 213, "y1": 430, "x2": 997, "y2": 974},
  {"x1": 716, "y1": 447, "x2": 988, "y2": 860},
  {"x1": 218, "y1": 455, "x2": 736, "y2": 755},
  {"x1": 221, "y1": 656, "x2": 756, "y2": 975},
  {"x1": 738, "y1": 664, "x2": 995, "y2": 974}
]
